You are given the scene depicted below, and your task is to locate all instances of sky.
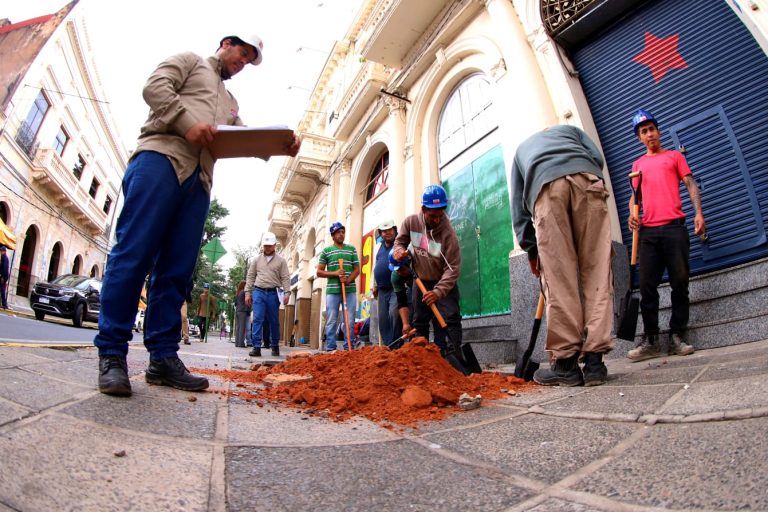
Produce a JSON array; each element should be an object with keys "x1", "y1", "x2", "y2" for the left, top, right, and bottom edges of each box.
[{"x1": 3, "y1": 0, "x2": 360, "y2": 268}]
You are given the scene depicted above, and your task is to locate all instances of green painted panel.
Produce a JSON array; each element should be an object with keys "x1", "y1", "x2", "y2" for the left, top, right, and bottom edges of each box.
[
  {"x1": 443, "y1": 167, "x2": 481, "y2": 316},
  {"x1": 472, "y1": 145, "x2": 514, "y2": 314}
]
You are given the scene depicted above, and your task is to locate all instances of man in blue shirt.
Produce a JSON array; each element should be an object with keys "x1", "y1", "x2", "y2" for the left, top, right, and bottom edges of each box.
[{"x1": 372, "y1": 220, "x2": 398, "y2": 345}]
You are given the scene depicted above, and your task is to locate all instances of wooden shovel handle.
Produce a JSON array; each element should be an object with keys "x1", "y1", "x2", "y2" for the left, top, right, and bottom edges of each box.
[
  {"x1": 414, "y1": 277, "x2": 447, "y2": 329},
  {"x1": 630, "y1": 203, "x2": 640, "y2": 265},
  {"x1": 338, "y1": 258, "x2": 352, "y2": 351},
  {"x1": 535, "y1": 292, "x2": 545, "y2": 320}
]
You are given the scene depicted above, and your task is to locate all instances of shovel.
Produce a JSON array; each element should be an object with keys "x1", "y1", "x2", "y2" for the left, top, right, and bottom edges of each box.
[
  {"x1": 338, "y1": 258, "x2": 353, "y2": 351},
  {"x1": 617, "y1": 171, "x2": 642, "y2": 341},
  {"x1": 386, "y1": 328, "x2": 417, "y2": 350},
  {"x1": 514, "y1": 292, "x2": 545, "y2": 381},
  {"x1": 412, "y1": 276, "x2": 481, "y2": 375}
]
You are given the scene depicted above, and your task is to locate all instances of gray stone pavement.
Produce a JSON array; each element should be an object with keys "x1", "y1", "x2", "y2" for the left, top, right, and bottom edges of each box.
[{"x1": 1, "y1": 307, "x2": 767, "y2": 511}]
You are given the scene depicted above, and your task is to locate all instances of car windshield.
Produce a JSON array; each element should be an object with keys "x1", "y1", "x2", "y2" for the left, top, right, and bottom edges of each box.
[{"x1": 51, "y1": 275, "x2": 90, "y2": 289}]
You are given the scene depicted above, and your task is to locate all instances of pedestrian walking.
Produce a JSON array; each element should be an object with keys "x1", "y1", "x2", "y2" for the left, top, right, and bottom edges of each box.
[
  {"x1": 627, "y1": 110, "x2": 705, "y2": 361},
  {"x1": 180, "y1": 285, "x2": 192, "y2": 345},
  {"x1": 372, "y1": 219, "x2": 399, "y2": 345},
  {"x1": 245, "y1": 232, "x2": 290, "y2": 357},
  {"x1": 510, "y1": 125, "x2": 614, "y2": 387},
  {"x1": 392, "y1": 185, "x2": 462, "y2": 364},
  {"x1": 197, "y1": 284, "x2": 217, "y2": 342},
  {"x1": 234, "y1": 280, "x2": 251, "y2": 347},
  {"x1": 93, "y1": 31, "x2": 301, "y2": 397},
  {"x1": 0, "y1": 245, "x2": 9, "y2": 310},
  {"x1": 317, "y1": 222, "x2": 360, "y2": 351}
]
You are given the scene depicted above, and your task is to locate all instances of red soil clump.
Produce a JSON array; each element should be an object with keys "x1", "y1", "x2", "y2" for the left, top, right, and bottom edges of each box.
[{"x1": 195, "y1": 338, "x2": 535, "y2": 428}]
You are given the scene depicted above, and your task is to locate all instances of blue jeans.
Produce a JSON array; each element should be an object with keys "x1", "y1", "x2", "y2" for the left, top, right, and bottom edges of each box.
[
  {"x1": 325, "y1": 291, "x2": 356, "y2": 350},
  {"x1": 377, "y1": 287, "x2": 399, "y2": 345},
  {"x1": 94, "y1": 152, "x2": 210, "y2": 359},
  {"x1": 251, "y1": 288, "x2": 280, "y2": 348}
]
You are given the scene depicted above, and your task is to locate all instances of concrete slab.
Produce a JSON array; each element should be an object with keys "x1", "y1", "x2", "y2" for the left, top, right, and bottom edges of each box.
[
  {"x1": 576, "y1": 419, "x2": 768, "y2": 510},
  {"x1": 406, "y1": 403, "x2": 525, "y2": 434},
  {"x1": 608, "y1": 364, "x2": 702, "y2": 386},
  {"x1": 227, "y1": 401, "x2": 398, "y2": 445},
  {"x1": 696, "y1": 356, "x2": 768, "y2": 383},
  {"x1": 24, "y1": 358, "x2": 99, "y2": 387},
  {"x1": 0, "y1": 347, "x2": 54, "y2": 367},
  {"x1": 424, "y1": 414, "x2": 639, "y2": 484},
  {"x1": 535, "y1": 385, "x2": 682, "y2": 416},
  {"x1": 61, "y1": 392, "x2": 218, "y2": 440},
  {"x1": 525, "y1": 497, "x2": 605, "y2": 511},
  {"x1": 0, "y1": 415, "x2": 211, "y2": 512},
  {"x1": 0, "y1": 368, "x2": 91, "y2": 410},
  {"x1": 493, "y1": 385, "x2": 588, "y2": 407},
  {"x1": 225, "y1": 441, "x2": 533, "y2": 511},
  {"x1": 0, "y1": 399, "x2": 33, "y2": 428},
  {"x1": 663, "y1": 374, "x2": 768, "y2": 415}
]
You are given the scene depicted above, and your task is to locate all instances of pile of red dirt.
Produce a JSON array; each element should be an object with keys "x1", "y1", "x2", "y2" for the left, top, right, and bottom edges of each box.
[{"x1": 196, "y1": 338, "x2": 535, "y2": 428}]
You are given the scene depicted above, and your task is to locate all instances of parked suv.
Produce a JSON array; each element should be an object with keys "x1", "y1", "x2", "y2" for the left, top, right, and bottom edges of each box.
[{"x1": 30, "y1": 274, "x2": 101, "y2": 327}]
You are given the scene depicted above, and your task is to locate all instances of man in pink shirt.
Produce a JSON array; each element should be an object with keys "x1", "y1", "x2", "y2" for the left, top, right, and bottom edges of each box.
[{"x1": 627, "y1": 110, "x2": 706, "y2": 361}]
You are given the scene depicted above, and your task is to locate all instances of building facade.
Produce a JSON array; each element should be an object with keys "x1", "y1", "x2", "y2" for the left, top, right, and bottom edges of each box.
[
  {"x1": 270, "y1": 0, "x2": 768, "y2": 359},
  {"x1": 0, "y1": 1, "x2": 128, "y2": 308}
]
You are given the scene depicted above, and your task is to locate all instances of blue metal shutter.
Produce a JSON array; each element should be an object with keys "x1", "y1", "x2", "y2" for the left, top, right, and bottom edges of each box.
[{"x1": 572, "y1": 0, "x2": 768, "y2": 275}]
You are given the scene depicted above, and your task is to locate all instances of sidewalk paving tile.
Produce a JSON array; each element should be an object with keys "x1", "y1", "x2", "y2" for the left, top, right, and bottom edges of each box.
[
  {"x1": 61, "y1": 392, "x2": 218, "y2": 439},
  {"x1": 607, "y1": 365, "x2": 702, "y2": 386},
  {"x1": 0, "y1": 347, "x2": 58, "y2": 368},
  {"x1": 534, "y1": 384, "x2": 682, "y2": 416},
  {"x1": 405, "y1": 403, "x2": 525, "y2": 434},
  {"x1": 662, "y1": 374, "x2": 768, "y2": 415},
  {"x1": 0, "y1": 400, "x2": 33, "y2": 428},
  {"x1": 696, "y1": 356, "x2": 768, "y2": 383},
  {"x1": 575, "y1": 418, "x2": 768, "y2": 510},
  {"x1": 525, "y1": 498, "x2": 605, "y2": 511},
  {"x1": 23, "y1": 359, "x2": 99, "y2": 387},
  {"x1": 0, "y1": 368, "x2": 91, "y2": 410},
  {"x1": 424, "y1": 414, "x2": 639, "y2": 484},
  {"x1": 0, "y1": 415, "x2": 211, "y2": 512},
  {"x1": 227, "y1": 401, "x2": 398, "y2": 445},
  {"x1": 225, "y1": 440, "x2": 533, "y2": 511}
]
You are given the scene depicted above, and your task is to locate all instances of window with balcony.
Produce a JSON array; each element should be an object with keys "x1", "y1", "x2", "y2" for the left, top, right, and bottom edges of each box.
[
  {"x1": 437, "y1": 74, "x2": 495, "y2": 166},
  {"x1": 53, "y1": 126, "x2": 69, "y2": 156},
  {"x1": 73, "y1": 154, "x2": 86, "y2": 180},
  {"x1": 103, "y1": 195, "x2": 113, "y2": 215},
  {"x1": 15, "y1": 91, "x2": 50, "y2": 157},
  {"x1": 89, "y1": 177, "x2": 100, "y2": 199},
  {"x1": 364, "y1": 151, "x2": 389, "y2": 203}
]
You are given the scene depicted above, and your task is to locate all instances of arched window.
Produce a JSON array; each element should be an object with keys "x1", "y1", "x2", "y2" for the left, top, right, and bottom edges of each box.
[
  {"x1": 72, "y1": 254, "x2": 83, "y2": 275},
  {"x1": 364, "y1": 151, "x2": 389, "y2": 203},
  {"x1": 90, "y1": 264, "x2": 99, "y2": 278},
  {"x1": 0, "y1": 201, "x2": 9, "y2": 224},
  {"x1": 47, "y1": 242, "x2": 63, "y2": 282},
  {"x1": 437, "y1": 74, "x2": 495, "y2": 167}
]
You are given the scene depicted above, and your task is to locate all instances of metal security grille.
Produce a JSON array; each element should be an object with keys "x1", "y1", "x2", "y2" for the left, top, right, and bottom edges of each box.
[{"x1": 541, "y1": 0, "x2": 597, "y2": 37}]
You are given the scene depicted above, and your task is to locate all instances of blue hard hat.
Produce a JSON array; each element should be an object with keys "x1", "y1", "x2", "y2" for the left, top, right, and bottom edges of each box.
[
  {"x1": 422, "y1": 185, "x2": 448, "y2": 209},
  {"x1": 388, "y1": 248, "x2": 411, "y2": 271},
  {"x1": 203, "y1": 283, "x2": 209, "y2": 289},
  {"x1": 632, "y1": 109, "x2": 658, "y2": 134},
  {"x1": 329, "y1": 222, "x2": 345, "y2": 235}
]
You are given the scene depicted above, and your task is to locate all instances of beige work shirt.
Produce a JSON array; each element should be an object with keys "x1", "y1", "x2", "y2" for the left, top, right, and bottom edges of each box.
[
  {"x1": 133, "y1": 53, "x2": 244, "y2": 193},
  {"x1": 245, "y1": 254, "x2": 291, "y2": 294}
]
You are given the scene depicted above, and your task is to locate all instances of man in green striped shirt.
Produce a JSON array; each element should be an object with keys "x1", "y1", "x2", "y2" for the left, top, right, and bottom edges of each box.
[{"x1": 317, "y1": 222, "x2": 360, "y2": 351}]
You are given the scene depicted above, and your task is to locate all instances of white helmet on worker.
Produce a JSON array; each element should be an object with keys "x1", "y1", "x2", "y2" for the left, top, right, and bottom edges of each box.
[
  {"x1": 220, "y1": 34, "x2": 264, "y2": 65},
  {"x1": 261, "y1": 232, "x2": 277, "y2": 246}
]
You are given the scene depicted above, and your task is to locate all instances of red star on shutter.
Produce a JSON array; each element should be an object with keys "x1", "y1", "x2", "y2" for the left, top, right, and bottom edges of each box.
[{"x1": 632, "y1": 31, "x2": 689, "y2": 84}]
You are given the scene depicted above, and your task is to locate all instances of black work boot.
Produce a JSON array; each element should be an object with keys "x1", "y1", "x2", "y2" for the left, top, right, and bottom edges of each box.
[
  {"x1": 98, "y1": 356, "x2": 132, "y2": 396},
  {"x1": 249, "y1": 346, "x2": 262, "y2": 357},
  {"x1": 582, "y1": 352, "x2": 608, "y2": 387},
  {"x1": 145, "y1": 356, "x2": 209, "y2": 391},
  {"x1": 271, "y1": 345, "x2": 280, "y2": 357},
  {"x1": 262, "y1": 340, "x2": 270, "y2": 349},
  {"x1": 533, "y1": 354, "x2": 583, "y2": 386}
]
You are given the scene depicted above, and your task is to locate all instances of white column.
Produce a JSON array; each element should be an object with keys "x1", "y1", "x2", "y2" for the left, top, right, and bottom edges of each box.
[{"x1": 385, "y1": 96, "x2": 408, "y2": 222}]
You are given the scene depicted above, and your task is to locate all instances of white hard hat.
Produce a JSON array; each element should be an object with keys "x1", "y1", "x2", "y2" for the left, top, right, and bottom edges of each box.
[
  {"x1": 378, "y1": 219, "x2": 396, "y2": 231},
  {"x1": 220, "y1": 34, "x2": 264, "y2": 65},
  {"x1": 262, "y1": 232, "x2": 277, "y2": 246}
]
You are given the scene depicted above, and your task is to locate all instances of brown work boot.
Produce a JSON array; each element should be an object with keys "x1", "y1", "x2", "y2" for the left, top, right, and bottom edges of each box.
[
  {"x1": 669, "y1": 333, "x2": 694, "y2": 356},
  {"x1": 627, "y1": 334, "x2": 661, "y2": 362}
]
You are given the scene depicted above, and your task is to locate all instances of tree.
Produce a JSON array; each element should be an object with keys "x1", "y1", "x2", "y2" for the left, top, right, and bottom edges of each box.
[
  {"x1": 226, "y1": 246, "x2": 259, "y2": 291},
  {"x1": 191, "y1": 198, "x2": 230, "y2": 318}
]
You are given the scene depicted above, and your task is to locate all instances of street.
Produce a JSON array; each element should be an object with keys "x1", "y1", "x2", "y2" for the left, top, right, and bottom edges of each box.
[{"x1": 0, "y1": 312, "x2": 142, "y2": 345}]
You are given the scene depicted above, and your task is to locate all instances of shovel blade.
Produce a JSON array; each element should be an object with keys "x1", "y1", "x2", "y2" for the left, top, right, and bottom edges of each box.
[
  {"x1": 522, "y1": 360, "x2": 540, "y2": 382},
  {"x1": 617, "y1": 290, "x2": 640, "y2": 341},
  {"x1": 445, "y1": 351, "x2": 471, "y2": 376},
  {"x1": 462, "y1": 342, "x2": 482, "y2": 374}
]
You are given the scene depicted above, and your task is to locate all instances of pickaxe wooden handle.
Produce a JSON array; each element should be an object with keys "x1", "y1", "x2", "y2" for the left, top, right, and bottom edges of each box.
[
  {"x1": 628, "y1": 171, "x2": 643, "y2": 266},
  {"x1": 414, "y1": 277, "x2": 447, "y2": 329},
  {"x1": 338, "y1": 258, "x2": 352, "y2": 351}
]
